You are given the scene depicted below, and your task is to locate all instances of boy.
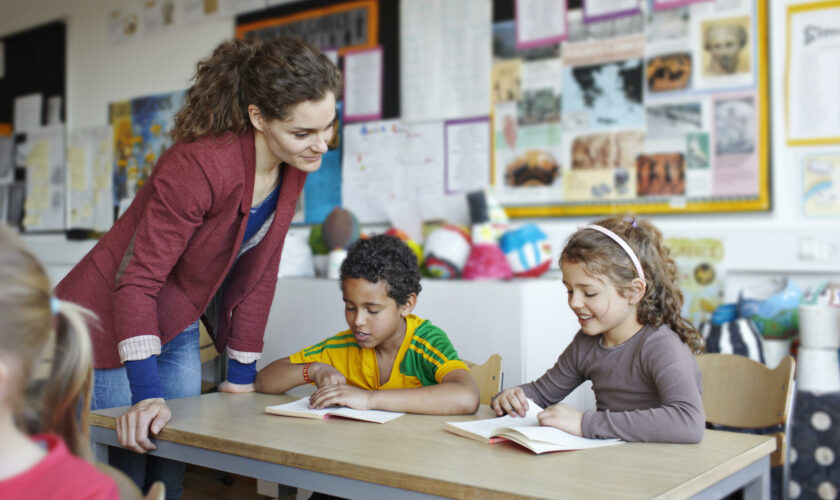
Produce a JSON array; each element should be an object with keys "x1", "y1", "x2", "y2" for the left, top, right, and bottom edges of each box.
[{"x1": 255, "y1": 234, "x2": 480, "y2": 415}]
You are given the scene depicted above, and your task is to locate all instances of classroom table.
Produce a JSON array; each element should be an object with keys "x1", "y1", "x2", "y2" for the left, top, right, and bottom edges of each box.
[{"x1": 90, "y1": 392, "x2": 775, "y2": 499}]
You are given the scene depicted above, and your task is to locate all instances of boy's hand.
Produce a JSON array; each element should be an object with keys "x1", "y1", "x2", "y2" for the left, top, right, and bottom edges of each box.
[
  {"x1": 309, "y1": 363, "x2": 347, "y2": 388},
  {"x1": 491, "y1": 387, "x2": 529, "y2": 417},
  {"x1": 309, "y1": 384, "x2": 371, "y2": 410},
  {"x1": 537, "y1": 402, "x2": 583, "y2": 436}
]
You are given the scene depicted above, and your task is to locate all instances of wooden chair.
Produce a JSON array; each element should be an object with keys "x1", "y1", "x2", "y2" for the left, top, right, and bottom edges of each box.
[
  {"x1": 95, "y1": 462, "x2": 165, "y2": 500},
  {"x1": 696, "y1": 353, "x2": 796, "y2": 500},
  {"x1": 464, "y1": 354, "x2": 503, "y2": 405}
]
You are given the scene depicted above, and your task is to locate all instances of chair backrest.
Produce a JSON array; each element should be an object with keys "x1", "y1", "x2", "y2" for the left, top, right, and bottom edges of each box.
[
  {"x1": 199, "y1": 322, "x2": 219, "y2": 364},
  {"x1": 95, "y1": 462, "x2": 165, "y2": 500},
  {"x1": 696, "y1": 353, "x2": 795, "y2": 467},
  {"x1": 464, "y1": 354, "x2": 503, "y2": 405},
  {"x1": 144, "y1": 482, "x2": 166, "y2": 500}
]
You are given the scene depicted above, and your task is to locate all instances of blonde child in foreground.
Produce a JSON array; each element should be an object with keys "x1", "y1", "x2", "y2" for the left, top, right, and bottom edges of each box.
[
  {"x1": 492, "y1": 215, "x2": 705, "y2": 443},
  {"x1": 256, "y1": 234, "x2": 479, "y2": 415},
  {"x1": 0, "y1": 225, "x2": 119, "y2": 499}
]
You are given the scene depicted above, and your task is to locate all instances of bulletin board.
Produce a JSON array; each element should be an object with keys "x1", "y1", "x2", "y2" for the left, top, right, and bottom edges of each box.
[
  {"x1": 235, "y1": 0, "x2": 770, "y2": 222},
  {"x1": 492, "y1": 0, "x2": 770, "y2": 217}
]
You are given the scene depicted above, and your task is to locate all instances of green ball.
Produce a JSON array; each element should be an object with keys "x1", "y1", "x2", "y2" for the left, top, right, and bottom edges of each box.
[{"x1": 308, "y1": 225, "x2": 330, "y2": 255}]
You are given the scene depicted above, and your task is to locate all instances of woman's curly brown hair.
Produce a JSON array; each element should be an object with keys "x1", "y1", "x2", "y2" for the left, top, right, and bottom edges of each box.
[
  {"x1": 172, "y1": 36, "x2": 342, "y2": 143},
  {"x1": 560, "y1": 214, "x2": 703, "y2": 353}
]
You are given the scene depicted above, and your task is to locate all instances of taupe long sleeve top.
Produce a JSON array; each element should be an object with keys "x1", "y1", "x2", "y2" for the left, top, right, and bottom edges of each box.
[{"x1": 519, "y1": 324, "x2": 705, "y2": 443}]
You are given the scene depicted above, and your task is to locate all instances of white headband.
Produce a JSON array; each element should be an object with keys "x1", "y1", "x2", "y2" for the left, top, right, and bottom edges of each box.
[{"x1": 579, "y1": 224, "x2": 645, "y2": 281}]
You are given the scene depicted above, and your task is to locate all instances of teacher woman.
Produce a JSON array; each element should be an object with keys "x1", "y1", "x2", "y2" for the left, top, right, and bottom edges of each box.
[{"x1": 55, "y1": 36, "x2": 341, "y2": 498}]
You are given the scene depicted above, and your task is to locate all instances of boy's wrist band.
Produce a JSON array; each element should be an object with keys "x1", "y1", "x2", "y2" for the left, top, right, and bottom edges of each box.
[{"x1": 302, "y1": 362, "x2": 313, "y2": 384}]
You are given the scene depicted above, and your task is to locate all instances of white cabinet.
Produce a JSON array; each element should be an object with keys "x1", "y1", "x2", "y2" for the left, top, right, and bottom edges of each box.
[{"x1": 260, "y1": 277, "x2": 595, "y2": 411}]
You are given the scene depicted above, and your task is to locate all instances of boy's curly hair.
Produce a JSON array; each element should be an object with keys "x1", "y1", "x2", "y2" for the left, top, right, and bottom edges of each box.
[{"x1": 340, "y1": 234, "x2": 422, "y2": 305}]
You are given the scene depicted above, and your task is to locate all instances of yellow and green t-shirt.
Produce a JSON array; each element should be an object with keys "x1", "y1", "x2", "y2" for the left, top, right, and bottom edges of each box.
[{"x1": 289, "y1": 314, "x2": 468, "y2": 390}]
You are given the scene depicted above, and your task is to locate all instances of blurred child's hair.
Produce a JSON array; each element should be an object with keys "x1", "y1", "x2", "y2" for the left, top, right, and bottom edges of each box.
[
  {"x1": 561, "y1": 215, "x2": 703, "y2": 353},
  {"x1": 0, "y1": 224, "x2": 98, "y2": 459},
  {"x1": 340, "y1": 234, "x2": 422, "y2": 306}
]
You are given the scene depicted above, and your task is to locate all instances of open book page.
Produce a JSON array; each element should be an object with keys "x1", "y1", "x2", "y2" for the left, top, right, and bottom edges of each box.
[
  {"x1": 504, "y1": 426, "x2": 622, "y2": 450},
  {"x1": 445, "y1": 402, "x2": 543, "y2": 440},
  {"x1": 265, "y1": 397, "x2": 404, "y2": 423},
  {"x1": 445, "y1": 399, "x2": 623, "y2": 452}
]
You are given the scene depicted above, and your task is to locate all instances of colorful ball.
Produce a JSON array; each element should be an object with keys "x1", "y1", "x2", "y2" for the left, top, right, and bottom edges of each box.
[
  {"x1": 308, "y1": 224, "x2": 330, "y2": 255},
  {"x1": 499, "y1": 224, "x2": 552, "y2": 277},
  {"x1": 423, "y1": 224, "x2": 471, "y2": 279},
  {"x1": 385, "y1": 228, "x2": 424, "y2": 266},
  {"x1": 322, "y1": 207, "x2": 361, "y2": 250}
]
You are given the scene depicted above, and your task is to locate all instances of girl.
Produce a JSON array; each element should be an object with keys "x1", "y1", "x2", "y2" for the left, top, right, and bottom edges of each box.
[
  {"x1": 54, "y1": 36, "x2": 342, "y2": 497},
  {"x1": 492, "y1": 215, "x2": 705, "y2": 443},
  {"x1": 0, "y1": 225, "x2": 118, "y2": 499}
]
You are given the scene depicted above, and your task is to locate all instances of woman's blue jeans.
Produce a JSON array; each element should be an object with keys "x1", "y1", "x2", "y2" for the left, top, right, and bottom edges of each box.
[{"x1": 92, "y1": 322, "x2": 202, "y2": 500}]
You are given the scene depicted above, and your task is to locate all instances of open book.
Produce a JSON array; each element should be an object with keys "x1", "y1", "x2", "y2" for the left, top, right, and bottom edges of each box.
[
  {"x1": 445, "y1": 400, "x2": 623, "y2": 454},
  {"x1": 265, "y1": 396, "x2": 404, "y2": 423}
]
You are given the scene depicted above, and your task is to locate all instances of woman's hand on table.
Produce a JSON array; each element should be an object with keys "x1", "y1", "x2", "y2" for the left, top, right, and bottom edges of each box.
[{"x1": 116, "y1": 397, "x2": 171, "y2": 453}]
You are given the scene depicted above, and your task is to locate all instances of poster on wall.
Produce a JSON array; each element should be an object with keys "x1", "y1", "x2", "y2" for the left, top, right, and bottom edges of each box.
[
  {"x1": 341, "y1": 119, "x2": 445, "y2": 224},
  {"x1": 785, "y1": 1, "x2": 840, "y2": 146},
  {"x1": 22, "y1": 125, "x2": 65, "y2": 232},
  {"x1": 109, "y1": 89, "x2": 185, "y2": 208},
  {"x1": 67, "y1": 126, "x2": 114, "y2": 231},
  {"x1": 494, "y1": 0, "x2": 768, "y2": 217},
  {"x1": 801, "y1": 152, "x2": 840, "y2": 217},
  {"x1": 666, "y1": 236, "x2": 726, "y2": 329}
]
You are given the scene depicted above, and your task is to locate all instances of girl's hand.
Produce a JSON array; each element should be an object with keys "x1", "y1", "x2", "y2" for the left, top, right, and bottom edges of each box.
[
  {"x1": 116, "y1": 398, "x2": 171, "y2": 454},
  {"x1": 218, "y1": 380, "x2": 255, "y2": 393},
  {"x1": 537, "y1": 402, "x2": 583, "y2": 436},
  {"x1": 309, "y1": 384, "x2": 371, "y2": 410},
  {"x1": 309, "y1": 363, "x2": 347, "y2": 388},
  {"x1": 491, "y1": 387, "x2": 529, "y2": 417}
]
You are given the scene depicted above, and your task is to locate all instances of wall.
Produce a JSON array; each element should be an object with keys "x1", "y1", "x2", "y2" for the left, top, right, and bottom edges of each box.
[{"x1": 4, "y1": 0, "x2": 839, "y2": 304}]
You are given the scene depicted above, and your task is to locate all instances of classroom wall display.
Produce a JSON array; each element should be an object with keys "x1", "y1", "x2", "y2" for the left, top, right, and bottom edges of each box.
[
  {"x1": 0, "y1": 20, "x2": 66, "y2": 230},
  {"x1": 108, "y1": 89, "x2": 185, "y2": 208},
  {"x1": 493, "y1": 0, "x2": 770, "y2": 217}
]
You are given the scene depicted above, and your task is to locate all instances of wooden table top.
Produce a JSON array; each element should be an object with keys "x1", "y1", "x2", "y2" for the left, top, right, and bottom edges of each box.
[{"x1": 91, "y1": 392, "x2": 775, "y2": 499}]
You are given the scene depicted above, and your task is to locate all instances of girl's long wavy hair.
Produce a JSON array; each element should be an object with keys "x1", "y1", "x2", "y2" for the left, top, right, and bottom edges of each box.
[
  {"x1": 0, "y1": 224, "x2": 98, "y2": 460},
  {"x1": 172, "y1": 36, "x2": 342, "y2": 143},
  {"x1": 560, "y1": 214, "x2": 703, "y2": 353}
]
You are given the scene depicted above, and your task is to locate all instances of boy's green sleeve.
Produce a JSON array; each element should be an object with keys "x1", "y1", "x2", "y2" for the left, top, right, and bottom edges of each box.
[{"x1": 401, "y1": 321, "x2": 468, "y2": 386}]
